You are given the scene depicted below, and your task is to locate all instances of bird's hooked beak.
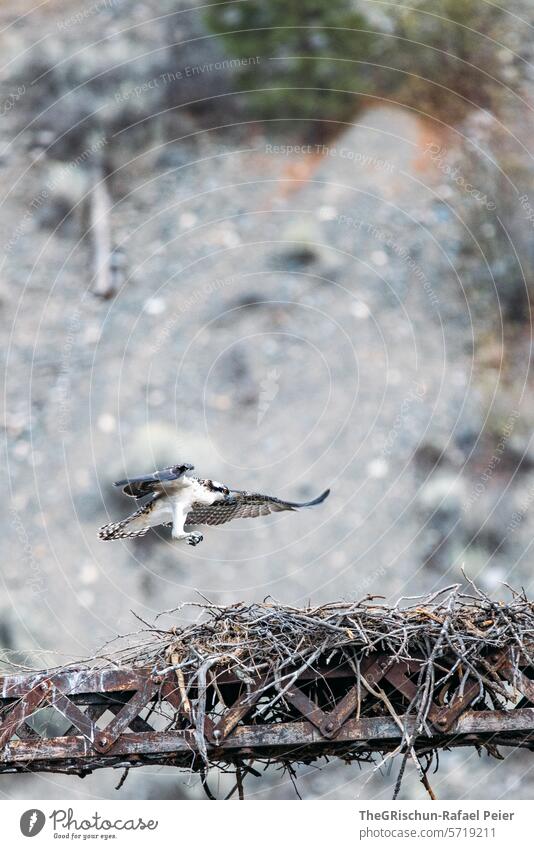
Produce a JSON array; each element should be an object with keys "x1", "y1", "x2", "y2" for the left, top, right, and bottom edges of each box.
[{"x1": 174, "y1": 463, "x2": 194, "y2": 475}]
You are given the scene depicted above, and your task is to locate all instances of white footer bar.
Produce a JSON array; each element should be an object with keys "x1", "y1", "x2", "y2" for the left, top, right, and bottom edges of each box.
[{"x1": 3, "y1": 799, "x2": 531, "y2": 847}]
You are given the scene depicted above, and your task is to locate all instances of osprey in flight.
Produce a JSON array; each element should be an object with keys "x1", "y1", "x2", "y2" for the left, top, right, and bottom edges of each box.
[{"x1": 98, "y1": 463, "x2": 330, "y2": 546}]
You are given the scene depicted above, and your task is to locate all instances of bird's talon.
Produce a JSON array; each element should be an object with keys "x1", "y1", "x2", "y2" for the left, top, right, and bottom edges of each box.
[{"x1": 186, "y1": 533, "x2": 203, "y2": 546}]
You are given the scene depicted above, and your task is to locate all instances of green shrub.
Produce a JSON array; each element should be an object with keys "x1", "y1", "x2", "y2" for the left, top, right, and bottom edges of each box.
[
  {"x1": 205, "y1": 0, "x2": 377, "y2": 138},
  {"x1": 205, "y1": 0, "x2": 513, "y2": 133}
]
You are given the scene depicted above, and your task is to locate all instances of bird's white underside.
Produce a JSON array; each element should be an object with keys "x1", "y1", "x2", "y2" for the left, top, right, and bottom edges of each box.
[{"x1": 135, "y1": 475, "x2": 226, "y2": 539}]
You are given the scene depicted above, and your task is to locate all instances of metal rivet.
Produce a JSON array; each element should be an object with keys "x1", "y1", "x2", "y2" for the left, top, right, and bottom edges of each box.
[{"x1": 325, "y1": 721, "x2": 334, "y2": 732}]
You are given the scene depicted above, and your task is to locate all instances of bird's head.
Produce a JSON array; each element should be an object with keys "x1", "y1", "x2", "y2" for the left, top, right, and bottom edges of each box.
[
  {"x1": 172, "y1": 463, "x2": 194, "y2": 475},
  {"x1": 210, "y1": 480, "x2": 230, "y2": 496}
]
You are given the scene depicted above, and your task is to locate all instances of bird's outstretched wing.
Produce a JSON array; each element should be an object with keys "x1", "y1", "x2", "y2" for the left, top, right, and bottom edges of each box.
[
  {"x1": 114, "y1": 463, "x2": 194, "y2": 498},
  {"x1": 185, "y1": 488, "x2": 330, "y2": 526}
]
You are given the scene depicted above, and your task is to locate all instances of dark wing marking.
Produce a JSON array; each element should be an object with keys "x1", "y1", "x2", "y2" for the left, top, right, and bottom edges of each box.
[
  {"x1": 185, "y1": 488, "x2": 330, "y2": 527},
  {"x1": 114, "y1": 463, "x2": 194, "y2": 498}
]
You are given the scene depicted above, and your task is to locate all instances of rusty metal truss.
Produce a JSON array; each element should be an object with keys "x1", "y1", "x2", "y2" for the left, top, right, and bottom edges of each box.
[{"x1": 1, "y1": 648, "x2": 534, "y2": 776}]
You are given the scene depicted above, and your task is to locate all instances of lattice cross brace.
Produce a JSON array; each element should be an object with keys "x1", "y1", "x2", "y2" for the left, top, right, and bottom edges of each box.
[
  {"x1": 92, "y1": 677, "x2": 156, "y2": 752},
  {"x1": 284, "y1": 654, "x2": 390, "y2": 739},
  {"x1": 0, "y1": 678, "x2": 51, "y2": 749},
  {"x1": 208, "y1": 655, "x2": 392, "y2": 744},
  {"x1": 208, "y1": 675, "x2": 270, "y2": 743},
  {"x1": 433, "y1": 649, "x2": 510, "y2": 731},
  {"x1": 0, "y1": 674, "x2": 158, "y2": 755}
]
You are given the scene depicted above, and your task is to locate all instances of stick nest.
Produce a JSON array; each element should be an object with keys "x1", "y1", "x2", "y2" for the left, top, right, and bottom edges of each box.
[
  {"x1": 110, "y1": 580, "x2": 534, "y2": 749},
  {"x1": 116, "y1": 582, "x2": 534, "y2": 683}
]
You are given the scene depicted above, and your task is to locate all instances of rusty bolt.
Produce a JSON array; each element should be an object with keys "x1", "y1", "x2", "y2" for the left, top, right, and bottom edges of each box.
[
  {"x1": 436, "y1": 717, "x2": 448, "y2": 728},
  {"x1": 379, "y1": 660, "x2": 389, "y2": 671},
  {"x1": 324, "y1": 721, "x2": 334, "y2": 733},
  {"x1": 99, "y1": 736, "x2": 108, "y2": 746},
  {"x1": 39, "y1": 681, "x2": 49, "y2": 692}
]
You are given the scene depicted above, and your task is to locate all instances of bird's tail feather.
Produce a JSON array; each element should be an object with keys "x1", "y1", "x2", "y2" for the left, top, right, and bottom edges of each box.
[
  {"x1": 298, "y1": 488, "x2": 330, "y2": 508},
  {"x1": 287, "y1": 488, "x2": 331, "y2": 509},
  {"x1": 98, "y1": 506, "x2": 151, "y2": 540}
]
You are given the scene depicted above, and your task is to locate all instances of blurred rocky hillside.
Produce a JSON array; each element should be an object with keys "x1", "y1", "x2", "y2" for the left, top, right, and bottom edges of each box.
[{"x1": 2, "y1": 0, "x2": 534, "y2": 801}]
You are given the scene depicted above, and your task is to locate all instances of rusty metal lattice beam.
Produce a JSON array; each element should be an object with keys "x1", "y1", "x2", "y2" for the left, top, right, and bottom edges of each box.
[{"x1": 0, "y1": 650, "x2": 533, "y2": 777}]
